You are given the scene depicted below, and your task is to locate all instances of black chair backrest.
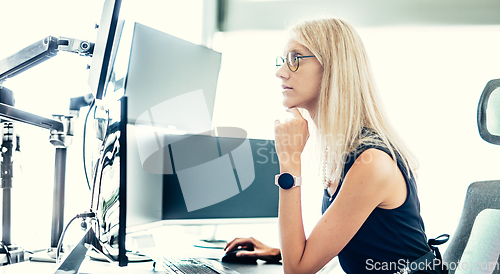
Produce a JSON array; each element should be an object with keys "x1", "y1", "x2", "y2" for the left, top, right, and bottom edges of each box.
[{"x1": 443, "y1": 180, "x2": 500, "y2": 274}]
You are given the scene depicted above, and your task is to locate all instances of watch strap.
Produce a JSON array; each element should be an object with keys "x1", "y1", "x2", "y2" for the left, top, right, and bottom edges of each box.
[{"x1": 275, "y1": 173, "x2": 302, "y2": 189}]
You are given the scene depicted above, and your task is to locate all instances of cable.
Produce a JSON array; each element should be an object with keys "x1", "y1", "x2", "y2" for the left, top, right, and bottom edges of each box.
[
  {"x1": 89, "y1": 107, "x2": 110, "y2": 211},
  {"x1": 55, "y1": 215, "x2": 79, "y2": 263},
  {"x1": 82, "y1": 100, "x2": 96, "y2": 191}
]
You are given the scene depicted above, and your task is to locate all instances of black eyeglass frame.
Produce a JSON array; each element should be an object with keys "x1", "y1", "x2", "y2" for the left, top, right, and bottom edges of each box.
[{"x1": 276, "y1": 51, "x2": 316, "y2": 72}]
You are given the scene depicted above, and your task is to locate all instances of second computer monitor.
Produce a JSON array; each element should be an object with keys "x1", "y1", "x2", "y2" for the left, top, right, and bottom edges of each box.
[{"x1": 127, "y1": 129, "x2": 280, "y2": 230}]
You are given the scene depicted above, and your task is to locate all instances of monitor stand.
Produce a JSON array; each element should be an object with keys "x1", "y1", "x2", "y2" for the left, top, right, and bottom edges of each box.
[
  {"x1": 193, "y1": 225, "x2": 227, "y2": 249},
  {"x1": 54, "y1": 227, "x2": 115, "y2": 274},
  {"x1": 28, "y1": 248, "x2": 58, "y2": 263}
]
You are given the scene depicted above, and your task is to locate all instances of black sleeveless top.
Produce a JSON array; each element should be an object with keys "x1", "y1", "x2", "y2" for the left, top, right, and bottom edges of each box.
[{"x1": 321, "y1": 143, "x2": 431, "y2": 274}]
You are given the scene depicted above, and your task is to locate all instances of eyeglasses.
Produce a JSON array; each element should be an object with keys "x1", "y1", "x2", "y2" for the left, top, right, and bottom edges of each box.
[{"x1": 276, "y1": 51, "x2": 316, "y2": 72}]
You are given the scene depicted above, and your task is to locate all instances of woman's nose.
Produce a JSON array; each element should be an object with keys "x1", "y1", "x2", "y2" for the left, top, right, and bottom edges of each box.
[{"x1": 275, "y1": 64, "x2": 289, "y2": 80}]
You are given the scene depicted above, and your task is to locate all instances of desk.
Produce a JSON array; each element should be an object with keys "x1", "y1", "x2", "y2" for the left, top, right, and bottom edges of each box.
[
  {"x1": 222, "y1": 261, "x2": 283, "y2": 274},
  {"x1": 0, "y1": 258, "x2": 284, "y2": 274},
  {"x1": 0, "y1": 224, "x2": 286, "y2": 273}
]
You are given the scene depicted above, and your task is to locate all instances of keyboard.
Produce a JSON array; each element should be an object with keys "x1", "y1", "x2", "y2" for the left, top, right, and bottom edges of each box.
[{"x1": 155, "y1": 257, "x2": 240, "y2": 274}]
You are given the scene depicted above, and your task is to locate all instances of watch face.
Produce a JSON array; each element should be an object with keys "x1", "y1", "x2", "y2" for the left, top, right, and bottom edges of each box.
[{"x1": 278, "y1": 173, "x2": 294, "y2": 189}]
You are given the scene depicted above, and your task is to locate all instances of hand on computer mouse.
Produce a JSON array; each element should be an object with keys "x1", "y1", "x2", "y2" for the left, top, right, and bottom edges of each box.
[
  {"x1": 223, "y1": 237, "x2": 281, "y2": 263},
  {"x1": 221, "y1": 248, "x2": 258, "y2": 264}
]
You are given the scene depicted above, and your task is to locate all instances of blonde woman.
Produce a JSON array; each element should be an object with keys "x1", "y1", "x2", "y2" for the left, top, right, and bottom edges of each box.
[{"x1": 224, "y1": 18, "x2": 447, "y2": 274}]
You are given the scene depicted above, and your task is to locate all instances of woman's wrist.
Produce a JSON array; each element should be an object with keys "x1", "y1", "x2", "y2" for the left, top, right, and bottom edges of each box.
[
  {"x1": 279, "y1": 160, "x2": 301, "y2": 177},
  {"x1": 265, "y1": 248, "x2": 282, "y2": 262}
]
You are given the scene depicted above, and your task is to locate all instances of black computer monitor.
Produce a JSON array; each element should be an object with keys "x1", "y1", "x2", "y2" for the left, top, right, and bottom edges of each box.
[
  {"x1": 126, "y1": 129, "x2": 280, "y2": 230},
  {"x1": 87, "y1": 0, "x2": 122, "y2": 100},
  {"x1": 89, "y1": 96, "x2": 128, "y2": 266}
]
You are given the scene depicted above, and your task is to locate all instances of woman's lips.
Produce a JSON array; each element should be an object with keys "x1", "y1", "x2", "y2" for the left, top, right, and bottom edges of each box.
[{"x1": 282, "y1": 85, "x2": 292, "y2": 93}]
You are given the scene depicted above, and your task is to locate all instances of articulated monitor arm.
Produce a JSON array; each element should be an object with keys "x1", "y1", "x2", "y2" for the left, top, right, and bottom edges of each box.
[
  {"x1": 0, "y1": 101, "x2": 73, "y2": 148},
  {"x1": 0, "y1": 102, "x2": 64, "y2": 131},
  {"x1": 0, "y1": 34, "x2": 95, "y2": 261},
  {"x1": 0, "y1": 36, "x2": 94, "y2": 83}
]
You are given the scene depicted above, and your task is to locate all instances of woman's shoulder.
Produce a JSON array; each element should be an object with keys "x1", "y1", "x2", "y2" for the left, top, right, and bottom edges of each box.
[
  {"x1": 345, "y1": 148, "x2": 407, "y2": 209},
  {"x1": 340, "y1": 127, "x2": 411, "y2": 181},
  {"x1": 350, "y1": 148, "x2": 399, "y2": 183}
]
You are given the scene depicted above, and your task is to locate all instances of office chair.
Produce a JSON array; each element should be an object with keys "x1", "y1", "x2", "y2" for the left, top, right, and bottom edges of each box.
[{"x1": 442, "y1": 180, "x2": 500, "y2": 274}]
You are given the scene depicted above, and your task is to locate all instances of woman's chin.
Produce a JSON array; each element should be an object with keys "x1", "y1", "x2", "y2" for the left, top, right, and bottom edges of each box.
[{"x1": 282, "y1": 99, "x2": 295, "y2": 109}]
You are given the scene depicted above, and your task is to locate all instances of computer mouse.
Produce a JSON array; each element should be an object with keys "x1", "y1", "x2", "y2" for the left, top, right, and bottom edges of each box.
[{"x1": 221, "y1": 248, "x2": 258, "y2": 264}]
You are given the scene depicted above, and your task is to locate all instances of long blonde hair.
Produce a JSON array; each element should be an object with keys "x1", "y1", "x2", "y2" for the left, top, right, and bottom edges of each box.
[{"x1": 289, "y1": 18, "x2": 418, "y2": 182}]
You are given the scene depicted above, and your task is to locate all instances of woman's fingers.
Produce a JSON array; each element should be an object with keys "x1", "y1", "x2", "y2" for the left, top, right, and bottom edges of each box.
[
  {"x1": 286, "y1": 107, "x2": 305, "y2": 120},
  {"x1": 274, "y1": 108, "x2": 309, "y2": 164},
  {"x1": 224, "y1": 238, "x2": 253, "y2": 252}
]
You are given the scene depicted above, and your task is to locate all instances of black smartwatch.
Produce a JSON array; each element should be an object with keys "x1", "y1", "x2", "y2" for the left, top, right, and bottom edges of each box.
[{"x1": 275, "y1": 173, "x2": 302, "y2": 190}]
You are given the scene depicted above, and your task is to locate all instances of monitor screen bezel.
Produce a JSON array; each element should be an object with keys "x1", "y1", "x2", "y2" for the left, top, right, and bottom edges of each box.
[{"x1": 88, "y1": 0, "x2": 122, "y2": 100}]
